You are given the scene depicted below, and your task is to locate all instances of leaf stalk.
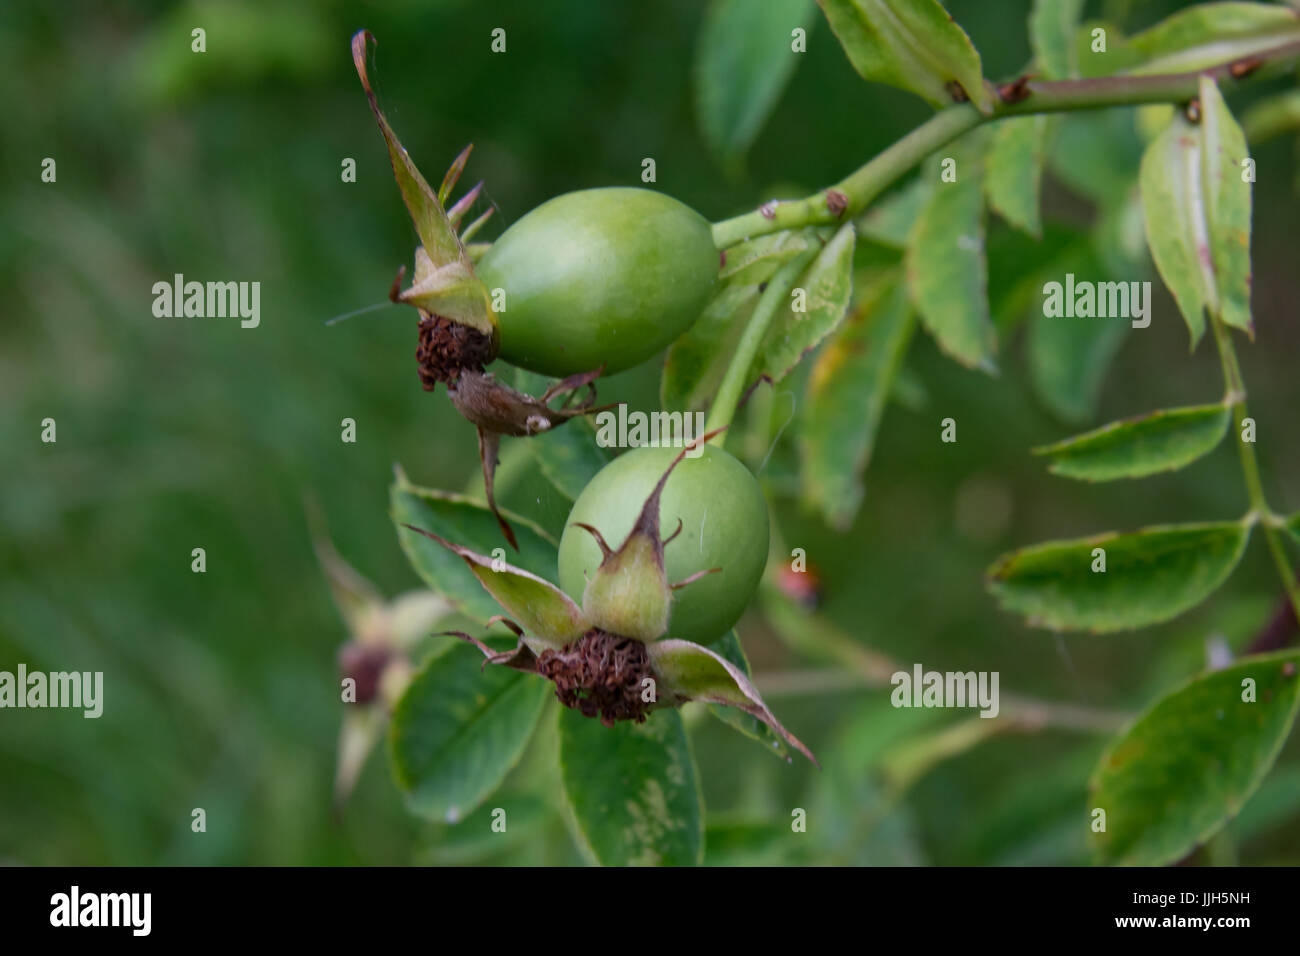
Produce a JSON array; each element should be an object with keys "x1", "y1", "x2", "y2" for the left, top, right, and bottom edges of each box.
[
  {"x1": 710, "y1": 37, "x2": 1300, "y2": 249},
  {"x1": 1211, "y1": 314, "x2": 1300, "y2": 621},
  {"x1": 704, "y1": 249, "x2": 818, "y2": 445}
]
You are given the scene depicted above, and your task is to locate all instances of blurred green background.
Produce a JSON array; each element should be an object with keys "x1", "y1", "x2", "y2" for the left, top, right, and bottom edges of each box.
[{"x1": 2, "y1": 0, "x2": 1298, "y2": 865}]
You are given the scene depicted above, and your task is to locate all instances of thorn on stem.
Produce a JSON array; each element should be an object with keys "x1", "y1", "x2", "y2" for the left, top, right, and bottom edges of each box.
[
  {"x1": 1229, "y1": 57, "x2": 1263, "y2": 79},
  {"x1": 997, "y1": 74, "x2": 1034, "y2": 104}
]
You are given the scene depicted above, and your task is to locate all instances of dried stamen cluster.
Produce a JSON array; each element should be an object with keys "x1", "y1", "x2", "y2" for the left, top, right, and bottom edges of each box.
[{"x1": 537, "y1": 628, "x2": 654, "y2": 726}]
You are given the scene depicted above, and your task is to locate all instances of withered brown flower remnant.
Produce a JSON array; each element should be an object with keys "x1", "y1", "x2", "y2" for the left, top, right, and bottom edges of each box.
[{"x1": 537, "y1": 629, "x2": 656, "y2": 727}]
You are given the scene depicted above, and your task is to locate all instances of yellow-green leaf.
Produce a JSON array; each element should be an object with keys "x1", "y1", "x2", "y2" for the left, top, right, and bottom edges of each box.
[
  {"x1": 906, "y1": 146, "x2": 995, "y2": 371},
  {"x1": 985, "y1": 116, "x2": 1051, "y2": 238},
  {"x1": 661, "y1": 283, "x2": 759, "y2": 413},
  {"x1": 1139, "y1": 76, "x2": 1253, "y2": 346},
  {"x1": 1127, "y1": 2, "x2": 1300, "y2": 74},
  {"x1": 1140, "y1": 114, "x2": 1212, "y2": 346},
  {"x1": 987, "y1": 521, "x2": 1252, "y2": 633},
  {"x1": 1199, "y1": 75, "x2": 1254, "y2": 336},
  {"x1": 1033, "y1": 403, "x2": 1231, "y2": 481},
  {"x1": 719, "y1": 227, "x2": 828, "y2": 286},
  {"x1": 817, "y1": 0, "x2": 993, "y2": 113},
  {"x1": 752, "y1": 222, "x2": 856, "y2": 383},
  {"x1": 800, "y1": 275, "x2": 914, "y2": 529},
  {"x1": 1090, "y1": 650, "x2": 1300, "y2": 865}
]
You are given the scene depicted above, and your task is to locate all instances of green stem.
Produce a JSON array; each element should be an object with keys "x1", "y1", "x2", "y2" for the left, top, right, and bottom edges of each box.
[
  {"x1": 704, "y1": 250, "x2": 816, "y2": 445},
  {"x1": 712, "y1": 106, "x2": 981, "y2": 248},
  {"x1": 752, "y1": 667, "x2": 1129, "y2": 732},
  {"x1": 1210, "y1": 314, "x2": 1300, "y2": 622},
  {"x1": 710, "y1": 35, "x2": 1300, "y2": 249}
]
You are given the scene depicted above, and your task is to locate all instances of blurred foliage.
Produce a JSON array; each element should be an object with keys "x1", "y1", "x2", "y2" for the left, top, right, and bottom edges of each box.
[{"x1": 2, "y1": 0, "x2": 1299, "y2": 865}]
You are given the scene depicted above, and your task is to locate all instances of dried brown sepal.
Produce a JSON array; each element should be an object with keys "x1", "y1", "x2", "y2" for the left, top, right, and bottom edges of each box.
[
  {"x1": 661, "y1": 518, "x2": 684, "y2": 548},
  {"x1": 388, "y1": 265, "x2": 407, "y2": 304},
  {"x1": 573, "y1": 522, "x2": 613, "y2": 558},
  {"x1": 486, "y1": 615, "x2": 524, "y2": 638},
  {"x1": 825, "y1": 189, "x2": 849, "y2": 217},
  {"x1": 474, "y1": 428, "x2": 516, "y2": 550},
  {"x1": 536, "y1": 629, "x2": 654, "y2": 726},
  {"x1": 447, "y1": 367, "x2": 610, "y2": 550},
  {"x1": 448, "y1": 368, "x2": 606, "y2": 436},
  {"x1": 437, "y1": 629, "x2": 539, "y2": 673}
]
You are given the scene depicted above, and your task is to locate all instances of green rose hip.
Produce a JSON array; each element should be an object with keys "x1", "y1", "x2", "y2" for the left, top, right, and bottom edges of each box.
[
  {"x1": 353, "y1": 31, "x2": 723, "y2": 550},
  {"x1": 558, "y1": 443, "x2": 769, "y2": 645},
  {"x1": 476, "y1": 188, "x2": 719, "y2": 377},
  {"x1": 354, "y1": 33, "x2": 719, "y2": 384},
  {"x1": 400, "y1": 435, "x2": 815, "y2": 762}
]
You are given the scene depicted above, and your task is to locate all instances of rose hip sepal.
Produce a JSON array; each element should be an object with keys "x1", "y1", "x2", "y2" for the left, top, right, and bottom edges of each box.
[
  {"x1": 353, "y1": 30, "x2": 610, "y2": 550},
  {"x1": 400, "y1": 434, "x2": 817, "y2": 765},
  {"x1": 448, "y1": 365, "x2": 609, "y2": 550},
  {"x1": 352, "y1": 31, "x2": 495, "y2": 342}
]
